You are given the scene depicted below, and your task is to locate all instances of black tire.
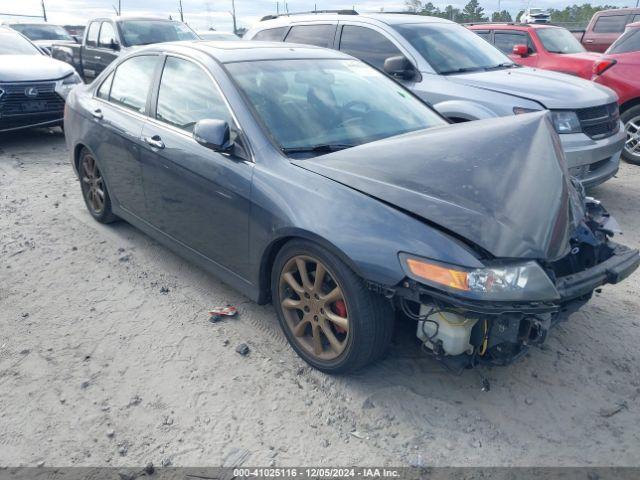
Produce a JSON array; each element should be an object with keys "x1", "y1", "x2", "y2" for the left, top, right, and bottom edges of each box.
[
  {"x1": 621, "y1": 105, "x2": 640, "y2": 165},
  {"x1": 271, "y1": 239, "x2": 394, "y2": 374},
  {"x1": 78, "y1": 148, "x2": 118, "y2": 223}
]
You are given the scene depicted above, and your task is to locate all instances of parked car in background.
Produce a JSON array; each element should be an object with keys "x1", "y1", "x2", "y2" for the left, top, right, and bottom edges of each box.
[
  {"x1": 577, "y1": 8, "x2": 640, "y2": 52},
  {"x1": 4, "y1": 22, "x2": 76, "y2": 55},
  {"x1": 246, "y1": 12, "x2": 625, "y2": 188},
  {"x1": 519, "y1": 8, "x2": 550, "y2": 24},
  {"x1": 0, "y1": 26, "x2": 81, "y2": 133},
  {"x1": 469, "y1": 24, "x2": 599, "y2": 79},
  {"x1": 196, "y1": 30, "x2": 240, "y2": 40},
  {"x1": 64, "y1": 41, "x2": 639, "y2": 372},
  {"x1": 592, "y1": 22, "x2": 640, "y2": 164},
  {"x1": 51, "y1": 16, "x2": 198, "y2": 82}
]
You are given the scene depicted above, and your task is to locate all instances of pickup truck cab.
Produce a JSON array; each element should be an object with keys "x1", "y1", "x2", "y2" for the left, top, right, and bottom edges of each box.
[
  {"x1": 246, "y1": 12, "x2": 625, "y2": 189},
  {"x1": 468, "y1": 23, "x2": 599, "y2": 80},
  {"x1": 579, "y1": 8, "x2": 640, "y2": 53},
  {"x1": 51, "y1": 16, "x2": 198, "y2": 82}
]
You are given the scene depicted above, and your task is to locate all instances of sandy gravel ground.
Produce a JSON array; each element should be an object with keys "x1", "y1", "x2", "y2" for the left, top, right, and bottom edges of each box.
[{"x1": 1, "y1": 128, "x2": 639, "y2": 468}]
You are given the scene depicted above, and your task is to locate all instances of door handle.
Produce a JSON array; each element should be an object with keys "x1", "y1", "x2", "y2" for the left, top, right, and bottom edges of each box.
[
  {"x1": 143, "y1": 135, "x2": 165, "y2": 149},
  {"x1": 94, "y1": 55, "x2": 102, "y2": 59},
  {"x1": 92, "y1": 108, "x2": 103, "y2": 120},
  {"x1": 584, "y1": 39, "x2": 594, "y2": 43}
]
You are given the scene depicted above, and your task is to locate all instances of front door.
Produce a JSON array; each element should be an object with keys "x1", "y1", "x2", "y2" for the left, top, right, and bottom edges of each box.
[{"x1": 139, "y1": 56, "x2": 253, "y2": 278}]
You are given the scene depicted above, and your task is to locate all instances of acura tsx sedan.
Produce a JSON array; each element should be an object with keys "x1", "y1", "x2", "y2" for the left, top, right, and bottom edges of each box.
[{"x1": 64, "y1": 41, "x2": 639, "y2": 373}]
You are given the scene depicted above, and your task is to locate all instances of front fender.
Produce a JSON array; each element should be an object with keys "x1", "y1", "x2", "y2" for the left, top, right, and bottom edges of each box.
[{"x1": 432, "y1": 100, "x2": 500, "y2": 121}]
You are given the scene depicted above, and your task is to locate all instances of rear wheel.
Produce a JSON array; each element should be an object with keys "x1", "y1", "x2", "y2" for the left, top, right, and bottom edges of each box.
[
  {"x1": 79, "y1": 148, "x2": 118, "y2": 223},
  {"x1": 271, "y1": 240, "x2": 394, "y2": 373},
  {"x1": 621, "y1": 105, "x2": 640, "y2": 165}
]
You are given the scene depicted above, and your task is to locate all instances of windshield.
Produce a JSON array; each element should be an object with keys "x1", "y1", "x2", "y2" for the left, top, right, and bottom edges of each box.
[
  {"x1": 0, "y1": 29, "x2": 41, "y2": 55},
  {"x1": 529, "y1": 9, "x2": 548, "y2": 15},
  {"x1": 608, "y1": 27, "x2": 640, "y2": 54},
  {"x1": 538, "y1": 28, "x2": 585, "y2": 54},
  {"x1": 394, "y1": 23, "x2": 514, "y2": 74},
  {"x1": 119, "y1": 20, "x2": 198, "y2": 46},
  {"x1": 226, "y1": 59, "x2": 445, "y2": 154},
  {"x1": 10, "y1": 24, "x2": 72, "y2": 41}
]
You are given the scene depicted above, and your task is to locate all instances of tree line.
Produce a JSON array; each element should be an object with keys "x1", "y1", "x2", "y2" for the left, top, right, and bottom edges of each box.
[{"x1": 403, "y1": 1, "x2": 624, "y2": 25}]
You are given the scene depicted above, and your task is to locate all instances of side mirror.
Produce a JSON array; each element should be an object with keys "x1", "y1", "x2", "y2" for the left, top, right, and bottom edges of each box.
[
  {"x1": 72, "y1": 35, "x2": 81, "y2": 44},
  {"x1": 383, "y1": 55, "x2": 415, "y2": 80},
  {"x1": 512, "y1": 44, "x2": 529, "y2": 57},
  {"x1": 193, "y1": 119, "x2": 233, "y2": 152},
  {"x1": 109, "y1": 39, "x2": 121, "y2": 51}
]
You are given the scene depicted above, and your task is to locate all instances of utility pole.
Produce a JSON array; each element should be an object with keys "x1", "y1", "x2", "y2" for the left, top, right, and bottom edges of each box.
[
  {"x1": 230, "y1": 0, "x2": 237, "y2": 34},
  {"x1": 179, "y1": 0, "x2": 184, "y2": 22},
  {"x1": 276, "y1": 2, "x2": 279, "y2": 15},
  {"x1": 118, "y1": 0, "x2": 122, "y2": 15},
  {"x1": 41, "y1": 0, "x2": 47, "y2": 21}
]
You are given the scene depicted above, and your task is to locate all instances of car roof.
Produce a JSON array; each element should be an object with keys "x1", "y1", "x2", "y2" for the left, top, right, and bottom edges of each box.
[
  {"x1": 89, "y1": 16, "x2": 177, "y2": 23},
  {"x1": 256, "y1": 12, "x2": 453, "y2": 28},
  {"x1": 138, "y1": 40, "x2": 353, "y2": 63},
  {"x1": 467, "y1": 23, "x2": 561, "y2": 30},
  {"x1": 595, "y1": 7, "x2": 640, "y2": 15}
]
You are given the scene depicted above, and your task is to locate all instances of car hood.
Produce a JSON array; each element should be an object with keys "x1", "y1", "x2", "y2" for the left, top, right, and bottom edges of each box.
[
  {"x1": 292, "y1": 112, "x2": 583, "y2": 261},
  {"x1": 446, "y1": 66, "x2": 616, "y2": 109},
  {"x1": 0, "y1": 55, "x2": 75, "y2": 82}
]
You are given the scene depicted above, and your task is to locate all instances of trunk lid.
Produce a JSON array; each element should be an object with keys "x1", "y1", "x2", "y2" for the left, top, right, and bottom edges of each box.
[{"x1": 292, "y1": 112, "x2": 582, "y2": 261}]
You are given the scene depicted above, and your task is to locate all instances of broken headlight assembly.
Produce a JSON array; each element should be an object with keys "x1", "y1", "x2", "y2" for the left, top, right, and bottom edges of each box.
[
  {"x1": 55, "y1": 71, "x2": 83, "y2": 100},
  {"x1": 399, "y1": 253, "x2": 559, "y2": 302}
]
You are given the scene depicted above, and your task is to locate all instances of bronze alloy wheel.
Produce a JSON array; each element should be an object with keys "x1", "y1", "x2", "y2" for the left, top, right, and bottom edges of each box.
[
  {"x1": 81, "y1": 153, "x2": 105, "y2": 214},
  {"x1": 278, "y1": 255, "x2": 350, "y2": 361}
]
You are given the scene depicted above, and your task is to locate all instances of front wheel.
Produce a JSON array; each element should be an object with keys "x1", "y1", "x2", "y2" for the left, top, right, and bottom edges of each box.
[
  {"x1": 271, "y1": 240, "x2": 394, "y2": 373},
  {"x1": 621, "y1": 105, "x2": 640, "y2": 165}
]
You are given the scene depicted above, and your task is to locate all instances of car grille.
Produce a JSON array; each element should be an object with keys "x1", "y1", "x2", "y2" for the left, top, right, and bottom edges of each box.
[
  {"x1": 0, "y1": 81, "x2": 64, "y2": 131},
  {"x1": 576, "y1": 103, "x2": 620, "y2": 140}
]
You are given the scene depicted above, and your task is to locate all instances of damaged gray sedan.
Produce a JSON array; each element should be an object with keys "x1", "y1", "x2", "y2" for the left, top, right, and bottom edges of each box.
[{"x1": 63, "y1": 42, "x2": 639, "y2": 373}]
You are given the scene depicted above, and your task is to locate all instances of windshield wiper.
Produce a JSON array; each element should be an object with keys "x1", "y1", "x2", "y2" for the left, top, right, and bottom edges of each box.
[
  {"x1": 439, "y1": 66, "x2": 488, "y2": 75},
  {"x1": 281, "y1": 144, "x2": 355, "y2": 155},
  {"x1": 485, "y1": 62, "x2": 518, "y2": 70}
]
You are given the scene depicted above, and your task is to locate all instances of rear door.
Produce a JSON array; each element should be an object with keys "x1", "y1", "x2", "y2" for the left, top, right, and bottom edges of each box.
[
  {"x1": 139, "y1": 55, "x2": 253, "y2": 277},
  {"x1": 583, "y1": 13, "x2": 629, "y2": 52},
  {"x1": 92, "y1": 54, "x2": 160, "y2": 218},
  {"x1": 81, "y1": 21, "x2": 101, "y2": 79},
  {"x1": 284, "y1": 24, "x2": 337, "y2": 48},
  {"x1": 494, "y1": 30, "x2": 538, "y2": 67}
]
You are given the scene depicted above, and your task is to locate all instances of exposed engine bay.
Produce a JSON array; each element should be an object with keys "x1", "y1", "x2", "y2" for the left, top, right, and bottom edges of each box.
[{"x1": 392, "y1": 192, "x2": 640, "y2": 370}]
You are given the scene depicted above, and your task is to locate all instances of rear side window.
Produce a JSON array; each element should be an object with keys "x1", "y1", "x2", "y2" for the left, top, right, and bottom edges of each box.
[
  {"x1": 609, "y1": 28, "x2": 640, "y2": 54},
  {"x1": 473, "y1": 30, "x2": 492, "y2": 42},
  {"x1": 633, "y1": 15, "x2": 640, "y2": 23},
  {"x1": 109, "y1": 55, "x2": 158, "y2": 113},
  {"x1": 593, "y1": 15, "x2": 628, "y2": 33},
  {"x1": 253, "y1": 27, "x2": 287, "y2": 41},
  {"x1": 86, "y1": 21, "x2": 99, "y2": 47},
  {"x1": 156, "y1": 57, "x2": 233, "y2": 132},
  {"x1": 98, "y1": 22, "x2": 117, "y2": 47},
  {"x1": 96, "y1": 71, "x2": 114, "y2": 100},
  {"x1": 494, "y1": 31, "x2": 534, "y2": 54},
  {"x1": 339, "y1": 25, "x2": 403, "y2": 70},
  {"x1": 285, "y1": 24, "x2": 335, "y2": 48}
]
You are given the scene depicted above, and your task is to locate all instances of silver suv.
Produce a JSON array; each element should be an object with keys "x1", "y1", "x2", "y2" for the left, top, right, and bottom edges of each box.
[{"x1": 245, "y1": 12, "x2": 626, "y2": 188}]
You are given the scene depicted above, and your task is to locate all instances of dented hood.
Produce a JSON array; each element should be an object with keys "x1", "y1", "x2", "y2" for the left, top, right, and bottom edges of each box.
[{"x1": 293, "y1": 112, "x2": 581, "y2": 261}]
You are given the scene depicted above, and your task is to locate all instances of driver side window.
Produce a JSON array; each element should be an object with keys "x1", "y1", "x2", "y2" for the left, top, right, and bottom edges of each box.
[
  {"x1": 156, "y1": 57, "x2": 233, "y2": 132},
  {"x1": 339, "y1": 25, "x2": 404, "y2": 71}
]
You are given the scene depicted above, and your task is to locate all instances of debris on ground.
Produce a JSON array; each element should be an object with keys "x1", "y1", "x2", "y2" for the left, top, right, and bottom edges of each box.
[
  {"x1": 235, "y1": 343, "x2": 250, "y2": 356},
  {"x1": 161, "y1": 457, "x2": 172, "y2": 467},
  {"x1": 208, "y1": 305, "x2": 238, "y2": 323},
  {"x1": 599, "y1": 401, "x2": 628, "y2": 418},
  {"x1": 351, "y1": 430, "x2": 367, "y2": 440},
  {"x1": 159, "y1": 287, "x2": 170, "y2": 294},
  {"x1": 106, "y1": 429, "x2": 115, "y2": 438}
]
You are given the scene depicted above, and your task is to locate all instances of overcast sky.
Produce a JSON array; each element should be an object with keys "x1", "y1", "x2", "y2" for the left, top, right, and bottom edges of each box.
[{"x1": 0, "y1": 0, "x2": 633, "y2": 32}]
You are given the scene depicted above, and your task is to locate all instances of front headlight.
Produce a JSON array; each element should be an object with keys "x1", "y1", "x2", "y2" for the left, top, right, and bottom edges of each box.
[
  {"x1": 55, "y1": 71, "x2": 83, "y2": 99},
  {"x1": 550, "y1": 110, "x2": 581, "y2": 134},
  {"x1": 399, "y1": 254, "x2": 559, "y2": 302}
]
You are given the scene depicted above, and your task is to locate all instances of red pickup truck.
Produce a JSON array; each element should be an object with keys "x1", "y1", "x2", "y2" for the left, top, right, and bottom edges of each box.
[
  {"x1": 468, "y1": 24, "x2": 599, "y2": 79},
  {"x1": 579, "y1": 8, "x2": 640, "y2": 53}
]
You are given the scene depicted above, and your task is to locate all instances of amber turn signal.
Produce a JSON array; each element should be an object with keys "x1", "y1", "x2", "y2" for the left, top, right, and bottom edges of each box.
[{"x1": 405, "y1": 258, "x2": 469, "y2": 291}]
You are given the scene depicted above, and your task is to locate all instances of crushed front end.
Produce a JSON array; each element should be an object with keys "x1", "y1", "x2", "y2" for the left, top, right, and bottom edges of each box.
[{"x1": 392, "y1": 195, "x2": 639, "y2": 369}]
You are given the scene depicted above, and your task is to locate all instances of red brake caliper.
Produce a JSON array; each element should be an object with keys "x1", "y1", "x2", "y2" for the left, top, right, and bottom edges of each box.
[{"x1": 332, "y1": 300, "x2": 348, "y2": 334}]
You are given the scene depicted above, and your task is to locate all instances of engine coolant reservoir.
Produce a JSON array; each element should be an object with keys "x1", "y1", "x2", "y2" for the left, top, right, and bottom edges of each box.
[{"x1": 417, "y1": 304, "x2": 477, "y2": 356}]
